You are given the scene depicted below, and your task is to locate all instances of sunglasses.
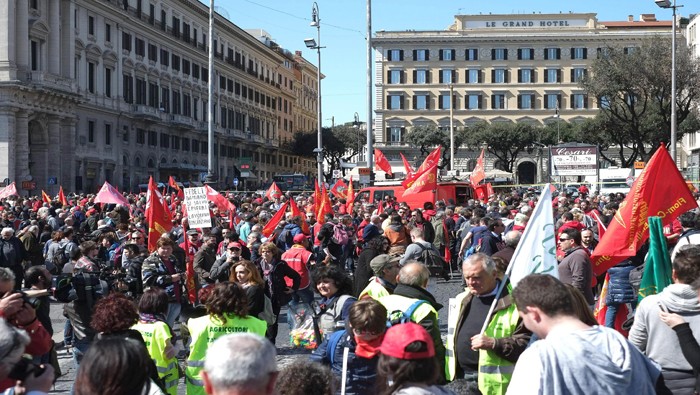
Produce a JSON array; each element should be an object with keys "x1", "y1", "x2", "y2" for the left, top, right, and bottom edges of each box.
[
  {"x1": 228, "y1": 247, "x2": 241, "y2": 251},
  {"x1": 559, "y1": 238, "x2": 571, "y2": 242}
]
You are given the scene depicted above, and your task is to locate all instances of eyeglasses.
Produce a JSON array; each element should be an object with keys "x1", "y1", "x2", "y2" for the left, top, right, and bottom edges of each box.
[
  {"x1": 559, "y1": 238, "x2": 571, "y2": 242},
  {"x1": 352, "y1": 328, "x2": 380, "y2": 337},
  {"x1": 228, "y1": 247, "x2": 241, "y2": 251}
]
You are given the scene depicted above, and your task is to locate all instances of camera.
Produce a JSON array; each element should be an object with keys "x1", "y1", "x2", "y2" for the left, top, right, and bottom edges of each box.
[
  {"x1": 8, "y1": 357, "x2": 45, "y2": 381},
  {"x1": 9, "y1": 291, "x2": 41, "y2": 310}
]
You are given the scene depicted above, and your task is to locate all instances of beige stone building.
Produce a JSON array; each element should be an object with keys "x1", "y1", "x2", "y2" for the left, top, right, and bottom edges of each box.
[
  {"x1": 0, "y1": 0, "x2": 316, "y2": 194},
  {"x1": 372, "y1": 13, "x2": 672, "y2": 183}
]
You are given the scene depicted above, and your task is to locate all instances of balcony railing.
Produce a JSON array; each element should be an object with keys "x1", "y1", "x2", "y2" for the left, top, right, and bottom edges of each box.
[{"x1": 23, "y1": 71, "x2": 77, "y2": 93}]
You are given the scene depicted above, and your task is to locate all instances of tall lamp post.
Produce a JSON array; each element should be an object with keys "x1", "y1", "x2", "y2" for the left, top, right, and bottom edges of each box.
[
  {"x1": 656, "y1": 0, "x2": 682, "y2": 164},
  {"x1": 306, "y1": 2, "x2": 324, "y2": 187},
  {"x1": 205, "y1": 0, "x2": 217, "y2": 185},
  {"x1": 449, "y1": 83, "x2": 455, "y2": 172},
  {"x1": 353, "y1": 112, "x2": 361, "y2": 163}
]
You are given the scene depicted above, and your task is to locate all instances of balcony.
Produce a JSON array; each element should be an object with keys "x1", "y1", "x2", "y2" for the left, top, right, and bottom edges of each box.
[
  {"x1": 131, "y1": 104, "x2": 161, "y2": 121},
  {"x1": 247, "y1": 133, "x2": 264, "y2": 146},
  {"x1": 169, "y1": 114, "x2": 193, "y2": 128},
  {"x1": 23, "y1": 71, "x2": 77, "y2": 93}
]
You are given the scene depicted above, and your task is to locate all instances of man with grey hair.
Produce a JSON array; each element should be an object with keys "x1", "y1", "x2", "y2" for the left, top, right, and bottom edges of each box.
[
  {"x1": 493, "y1": 230, "x2": 521, "y2": 266},
  {"x1": 445, "y1": 253, "x2": 531, "y2": 394},
  {"x1": 202, "y1": 333, "x2": 278, "y2": 395},
  {"x1": 0, "y1": 228, "x2": 26, "y2": 290},
  {"x1": 380, "y1": 262, "x2": 446, "y2": 380}
]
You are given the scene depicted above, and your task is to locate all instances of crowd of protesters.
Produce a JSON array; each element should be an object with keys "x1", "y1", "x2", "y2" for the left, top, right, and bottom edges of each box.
[{"x1": 0, "y1": 181, "x2": 697, "y2": 394}]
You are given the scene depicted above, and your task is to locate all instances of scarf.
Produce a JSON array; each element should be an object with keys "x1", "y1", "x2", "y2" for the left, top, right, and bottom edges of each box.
[
  {"x1": 139, "y1": 312, "x2": 167, "y2": 324},
  {"x1": 354, "y1": 333, "x2": 385, "y2": 359}
]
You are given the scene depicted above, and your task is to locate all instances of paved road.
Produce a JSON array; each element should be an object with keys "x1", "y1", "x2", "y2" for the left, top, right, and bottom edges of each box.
[{"x1": 46, "y1": 271, "x2": 465, "y2": 394}]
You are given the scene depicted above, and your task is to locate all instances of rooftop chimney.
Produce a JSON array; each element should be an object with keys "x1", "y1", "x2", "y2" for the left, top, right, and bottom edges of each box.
[
  {"x1": 640, "y1": 14, "x2": 657, "y2": 22},
  {"x1": 628, "y1": 15, "x2": 634, "y2": 22}
]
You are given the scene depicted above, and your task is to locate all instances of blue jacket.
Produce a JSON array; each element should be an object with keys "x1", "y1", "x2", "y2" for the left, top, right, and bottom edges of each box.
[
  {"x1": 282, "y1": 223, "x2": 302, "y2": 250},
  {"x1": 606, "y1": 263, "x2": 637, "y2": 305},
  {"x1": 310, "y1": 329, "x2": 378, "y2": 395}
]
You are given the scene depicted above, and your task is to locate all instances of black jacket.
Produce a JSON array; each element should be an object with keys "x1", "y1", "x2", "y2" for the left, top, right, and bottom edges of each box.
[{"x1": 259, "y1": 258, "x2": 300, "y2": 310}]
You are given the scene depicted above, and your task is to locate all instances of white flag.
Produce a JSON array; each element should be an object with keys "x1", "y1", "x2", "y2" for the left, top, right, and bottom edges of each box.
[{"x1": 505, "y1": 184, "x2": 558, "y2": 287}]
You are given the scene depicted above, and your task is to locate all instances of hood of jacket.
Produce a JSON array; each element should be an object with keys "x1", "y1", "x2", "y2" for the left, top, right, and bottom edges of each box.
[{"x1": 658, "y1": 283, "x2": 700, "y2": 313}]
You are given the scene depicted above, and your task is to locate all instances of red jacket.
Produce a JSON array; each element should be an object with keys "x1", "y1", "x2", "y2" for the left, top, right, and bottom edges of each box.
[{"x1": 281, "y1": 245, "x2": 313, "y2": 289}]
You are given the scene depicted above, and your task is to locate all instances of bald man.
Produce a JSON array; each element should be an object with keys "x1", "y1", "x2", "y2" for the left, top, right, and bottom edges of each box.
[{"x1": 379, "y1": 262, "x2": 446, "y2": 380}]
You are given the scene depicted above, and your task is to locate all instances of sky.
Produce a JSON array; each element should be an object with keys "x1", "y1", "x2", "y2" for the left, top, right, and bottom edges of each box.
[{"x1": 211, "y1": 0, "x2": 698, "y2": 128}]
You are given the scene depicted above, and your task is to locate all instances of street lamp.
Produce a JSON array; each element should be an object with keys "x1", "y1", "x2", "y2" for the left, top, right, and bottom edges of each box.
[
  {"x1": 656, "y1": 0, "x2": 682, "y2": 164},
  {"x1": 306, "y1": 2, "x2": 324, "y2": 187},
  {"x1": 353, "y1": 112, "x2": 361, "y2": 163},
  {"x1": 449, "y1": 83, "x2": 455, "y2": 172}
]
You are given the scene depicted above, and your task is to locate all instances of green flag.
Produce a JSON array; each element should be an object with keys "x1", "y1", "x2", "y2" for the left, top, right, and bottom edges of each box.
[{"x1": 638, "y1": 216, "x2": 673, "y2": 302}]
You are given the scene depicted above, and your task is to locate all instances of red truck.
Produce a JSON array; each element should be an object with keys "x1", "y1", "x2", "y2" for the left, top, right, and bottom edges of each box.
[{"x1": 353, "y1": 181, "x2": 473, "y2": 209}]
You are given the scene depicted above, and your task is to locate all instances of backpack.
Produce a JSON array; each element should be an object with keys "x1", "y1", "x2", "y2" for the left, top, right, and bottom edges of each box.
[
  {"x1": 386, "y1": 300, "x2": 428, "y2": 327},
  {"x1": 258, "y1": 295, "x2": 276, "y2": 325},
  {"x1": 276, "y1": 228, "x2": 293, "y2": 251},
  {"x1": 332, "y1": 224, "x2": 349, "y2": 246},
  {"x1": 415, "y1": 243, "x2": 448, "y2": 278},
  {"x1": 49, "y1": 241, "x2": 69, "y2": 274},
  {"x1": 432, "y1": 217, "x2": 445, "y2": 246},
  {"x1": 628, "y1": 263, "x2": 645, "y2": 296}
]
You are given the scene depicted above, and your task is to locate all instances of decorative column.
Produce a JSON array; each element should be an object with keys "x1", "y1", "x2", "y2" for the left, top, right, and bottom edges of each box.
[
  {"x1": 14, "y1": 110, "x2": 29, "y2": 181},
  {"x1": 61, "y1": 118, "x2": 77, "y2": 191},
  {"x1": 47, "y1": 116, "x2": 60, "y2": 193},
  {"x1": 60, "y1": 0, "x2": 75, "y2": 79},
  {"x1": 47, "y1": 0, "x2": 59, "y2": 74},
  {"x1": 0, "y1": 109, "x2": 17, "y2": 182},
  {"x1": 15, "y1": 0, "x2": 28, "y2": 70}
]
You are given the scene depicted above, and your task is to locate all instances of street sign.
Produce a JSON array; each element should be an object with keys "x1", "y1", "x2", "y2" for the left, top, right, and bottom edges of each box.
[
  {"x1": 47, "y1": 177, "x2": 57, "y2": 185},
  {"x1": 233, "y1": 178, "x2": 239, "y2": 186},
  {"x1": 21, "y1": 181, "x2": 36, "y2": 190},
  {"x1": 634, "y1": 161, "x2": 646, "y2": 169},
  {"x1": 358, "y1": 167, "x2": 371, "y2": 185},
  {"x1": 332, "y1": 170, "x2": 342, "y2": 179}
]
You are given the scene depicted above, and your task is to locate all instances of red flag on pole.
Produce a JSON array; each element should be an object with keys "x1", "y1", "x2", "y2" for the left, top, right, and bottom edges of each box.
[
  {"x1": 146, "y1": 176, "x2": 173, "y2": 252},
  {"x1": 168, "y1": 176, "x2": 184, "y2": 200},
  {"x1": 289, "y1": 198, "x2": 310, "y2": 235},
  {"x1": 470, "y1": 148, "x2": 486, "y2": 186},
  {"x1": 590, "y1": 210, "x2": 607, "y2": 240},
  {"x1": 345, "y1": 176, "x2": 355, "y2": 214},
  {"x1": 317, "y1": 185, "x2": 334, "y2": 224},
  {"x1": 265, "y1": 182, "x2": 283, "y2": 200},
  {"x1": 402, "y1": 162, "x2": 438, "y2": 196},
  {"x1": 183, "y1": 224, "x2": 197, "y2": 304},
  {"x1": 400, "y1": 153, "x2": 414, "y2": 176},
  {"x1": 374, "y1": 148, "x2": 393, "y2": 176},
  {"x1": 58, "y1": 186, "x2": 68, "y2": 206},
  {"x1": 330, "y1": 179, "x2": 349, "y2": 200},
  {"x1": 402, "y1": 147, "x2": 441, "y2": 189},
  {"x1": 0, "y1": 183, "x2": 18, "y2": 199},
  {"x1": 443, "y1": 221, "x2": 452, "y2": 264},
  {"x1": 41, "y1": 190, "x2": 51, "y2": 204},
  {"x1": 262, "y1": 202, "x2": 290, "y2": 238},
  {"x1": 590, "y1": 144, "x2": 698, "y2": 275}
]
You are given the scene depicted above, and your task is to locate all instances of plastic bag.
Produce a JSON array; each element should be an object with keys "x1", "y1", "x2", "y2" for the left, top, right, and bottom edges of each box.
[{"x1": 288, "y1": 302, "x2": 319, "y2": 349}]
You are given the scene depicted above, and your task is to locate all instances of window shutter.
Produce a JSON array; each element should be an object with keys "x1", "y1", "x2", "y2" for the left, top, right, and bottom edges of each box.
[
  {"x1": 570, "y1": 48, "x2": 574, "y2": 59},
  {"x1": 413, "y1": 50, "x2": 417, "y2": 60},
  {"x1": 451, "y1": 49, "x2": 456, "y2": 60},
  {"x1": 557, "y1": 94, "x2": 562, "y2": 109},
  {"x1": 570, "y1": 69, "x2": 575, "y2": 82},
  {"x1": 425, "y1": 50, "x2": 430, "y2": 61},
  {"x1": 426, "y1": 97, "x2": 430, "y2": 110},
  {"x1": 597, "y1": 48, "x2": 602, "y2": 59},
  {"x1": 491, "y1": 95, "x2": 495, "y2": 109},
  {"x1": 426, "y1": 70, "x2": 430, "y2": 83},
  {"x1": 584, "y1": 95, "x2": 589, "y2": 109},
  {"x1": 584, "y1": 69, "x2": 588, "y2": 78},
  {"x1": 556, "y1": 48, "x2": 561, "y2": 59},
  {"x1": 439, "y1": 50, "x2": 443, "y2": 61},
  {"x1": 400, "y1": 71, "x2": 405, "y2": 84},
  {"x1": 504, "y1": 49, "x2": 508, "y2": 60},
  {"x1": 400, "y1": 96, "x2": 404, "y2": 109},
  {"x1": 399, "y1": 50, "x2": 404, "y2": 61},
  {"x1": 478, "y1": 70, "x2": 483, "y2": 83},
  {"x1": 517, "y1": 48, "x2": 522, "y2": 60},
  {"x1": 517, "y1": 95, "x2": 522, "y2": 109},
  {"x1": 475, "y1": 50, "x2": 478, "y2": 61},
  {"x1": 465, "y1": 49, "x2": 469, "y2": 60},
  {"x1": 465, "y1": 70, "x2": 469, "y2": 83},
  {"x1": 544, "y1": 49, "x2": 549, "y2": 60},
  {"x1": 504, "y1": 70, "x2": 509, "y2": 83},
  {"x1": 387, "y1": 70, "x2": 391, "y2": 82},
  {"x1": 583, "y1": 48, "x2": 588, "y2": 59},
  {"x1": 386, "y1": 95, "x2": 390, "y2": 108},
  {"x1": 439, "y1": 96, "x2": 443, "y2": 110},
  {"x1": 479, "y1": 95, "x2": 483, "y2": 109},
  {"x1": 413, "y1": 70, "x2": 417, "y2": 83},
  {"x1": 439, "y1": 72, "x2": 443, "y2": 84},
  {"x1": 413, "y1": 96, "x2": 417, "y2": 110},
  {"x1": 491, "y1": 49, "x2": 496, "y2": 60},
  {"x1": 387, "y1": 51, "x2": 392, "y2": 61},
  {"x1": 518, "y1": 69, "x2": 522, "y2": 83},
  {"x1": 452, "y1": 70, "x2": 457, "y2": 83},
  {"x1": 532, "y1": 70, "x2": 537, "y2": 83},
  {"x1": 557, "y1": 70, "x2": 561, "y2": 83},
  {"x1": 491, "y1": 70, "x2": 495, "y2": 83},
  {"x1": 570, "y1": 94, "x2": 574, "y2": 109}
]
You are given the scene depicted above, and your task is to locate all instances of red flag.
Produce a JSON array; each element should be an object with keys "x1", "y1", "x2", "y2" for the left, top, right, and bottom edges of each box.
[
  {"x1": 0, "y1": 182, "x2": 18, "y2": 199},
  {"x1": 146, "y1": 177, "x2": 173, "y2": 252},
  {"x1": 265, "y1": 182, "x2": 283, "y2": 200},
  {"x1": 443, "y1": 221, "x2": 452, "y2": 264},
  {"x1": 289, "y1": 198, "x2": 310, "y2": 235},
  {"x1": 374, "y1": 148, "x2": 393, "y2": 176},
  {"x1": 470, "y1": 148, "x2": 486, "y2": 186},
  {"x1": 345, "y1": 176, "x2": 355, "y2": 214},
  {"x1": 317, "y1": 185, "x2": 334, "y2": 224},
  {"x1": 41, "y1": 190, "x2": 51, "y2": 204},
  {"x1": 591, "y1": 143, "x2": 698, "y2": 275},
  {"x1": 183, "y1": 225, "x2": 197, "y2": 304},
  {"x1": 330, "y1": 179, "x2": 349, "y2": 200},
  {"x1": 590, "y1": 210, "x2": 607, "y2": 240},
  {"x1": 594, "y1": 273, "x2": 629, "y2": 335},
  {"x1": 168, "y1": 176, "x2": 184, "y2": 200},
  {"x1": 474, "y1": 184, "x2": 488, "y2": 202},
  {"x1": 402, "y1": 162, "x2": 438, "y2": 196},
  {"x1": 402, "y1": 147, "x2": 441, "y2": 189},
  {"x1": 313, "y1": 181, "x2": 321, "y2": 216},
  {"x1": 204, "y1": 185, "x2": 234, "y2": 212},
  {"x1": 262, "y1": 202, "x2": 290, "y2": 238},
  {"x1": 485, "y1": 183, "x2": 495, "y2": 198},
  {"x1": 58, "y1": 186, "x2": 68, "y2": 206},
  {"x1": 400, "y1": 153, "x2": 414, "y2": 176},
  {"x1": 376, "y1": 202, "x2": 384, "y2": 215}
]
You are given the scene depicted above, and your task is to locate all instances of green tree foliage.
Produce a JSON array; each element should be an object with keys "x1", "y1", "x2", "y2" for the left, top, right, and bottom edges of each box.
[
  {"x1": 580, "y1": 37, "x2": 700, "y2": 164},
  {"x1": 405, "y1": 124, "x2": 467, "y2": 169},
  {"x1": 463, "y1": 122, "x2": 538, "y2": 173}
]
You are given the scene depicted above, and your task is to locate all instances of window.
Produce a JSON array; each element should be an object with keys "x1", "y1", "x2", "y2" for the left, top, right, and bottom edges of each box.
[
  {"x1": 544, "y1": 48, "x2": 561, "y2": 60},
  {"x1": 597, "y1": 47, "x2": 611, "y2": 59},
  {"x1": 465, "y1": 48, "x2": 479, "y2": 61},
  {"x1": 439, "y1": 93, "x2": 452, "y2": 109},
  {"x1": 518, "y1": 94, "x2": 534, "y2": 109},
  {"x1": 148, "y1": 130, "x2": 157, "y2": 146},
  {"x1": 161, "y1": 10, "x2": 166, "y2": 31},
  {"x1": 414, "y1": 69, "x2": 429, "y2": 84},
  {"x1": 161, "y1": 87, "x2": 170, "y2": 112},
  {"x1": 467, "y1": 69, "x2": 481, "y2": 84},
  {"x1": 387, "y1": 94, "x2": 404, "y2": 110},
  {"x1": 413, "y1": 49, "x2": 429, "y2": 61},
  {"x1": 122, "y1": 74, "x2": 133, "y2": 103},
  {"x1": 388, "y1": 127, "x2": 403, "y2": 143},
  {"x1": 160, "y1": 133, "x2": 169, "y2": 148},
  {"x1": 172, "y1": 54, "x2": 180, "y2": 71},
  {"x1": 182, "y1": 138, "x2": 190, "y2": 151},
  {"x1": 88, "y1": 121, "x2": 95, "y2": 143},
  {"x1": 413, "y1": 94, "x2": 429, "y2": 110},
  {"x1": 172, "y1": 90, "x2": 181, "y2": 115},
  {"x1": 192, "y1": 139, "x2": 199, "y2": 153},
  {"x1": 105, "y1": 124, "x2": 112, "y2": 145},
  {"x1": 193, "y1": 64, "x2": 200, "y2": 79},
  {"x1": 172, "y1": 136, "x2": 180, "y2": 150},
  {"x1": 492, "y1": 48, "x2": 507, "y2": 60},
  {"x1": 388, "y1": 49, "x2": 403, "y2": 61},
  {"x1": 491, "y1": 94, "x2": 505, "y2": 109},
  {"x1": 467, "y1": 94, "x2": 482, "y2": 110},
  {"x1": 30, "y1": 41, "x2": 39, "y2": 71},
  {"x1": 599, "y1": 96, "x2": 610, "y2": 109},
  {"x1": 439, "y1": 69, "x2": 454, "y2": 84},
  {"x1": 388, "y1": 69, "x2": 403, "y2": 84},
  {"x1": 571, "y1": 93, "x2": 588, "y2": 109},
  {"x1": 88, "y1": 16, "x2": 95, "y2": 35},
  {"x1": 147, "y1": 44, "x2": 157, "y2": 62},
  {"x1": 571, "y1": 68, "x2": 587, "y2": 83},
  {"x1": 544, "y1": 69, "x2": 561, "y2": 83},
  {"x1": 571, "y1": 47, "x2": 587, "y2": 60},
  {"x1": 518, "y1": 68, "x2": 533, "y2": 83},
  {"x1": 122, "y1": 32, "x2": 132, "y2": 52},
  {"x1": 135, "y1": 38, "x2": 145, "y2": 57},
  {"x1": 492, "y1": 69, "x2": 508, "y2": 83},
  {"x1": 624, "y1": 46, "x2": 637, "y2": 55},
  {"x1": 105, "y1": 67, "x2": 112, "y2": 97},
  {"x1": 87, "y1": 62, "x2": 95, "y2": 93},
  {"x1": 183, "y1": 94, "x2": 191, "y2": 117},
  {"x1": 172, "y1": 16, "x2": 180, "y2": 38},
  {"x1": 136, "y1": 128, "x2": 145, "y2": 145},
  {"x1": 122, "y1": 126, "x2": 129, "y2": 143},
  {"x1": 135, "y1": 78, "x2": 146, "y2": 105},
  {"x1": 160, "y1": 49, "x2": 169, "y2": 66},
  {"x1": 545, "y1": 94, "x2": 561, "y2": 110},
  {"x1": 440, "y1": 49, "x2": 455, "y2": 61},
  {"x1": 518, "y1": 48, "x2": 533, "y2": 60},
  {"x1": 148, "y1": 82, "x2": 158, "y2": 107},
  {"x1": 105, "y1": 24, "x2": 111, "y2": 42}
]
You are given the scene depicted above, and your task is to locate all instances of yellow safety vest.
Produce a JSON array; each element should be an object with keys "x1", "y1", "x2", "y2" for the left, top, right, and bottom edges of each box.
[
  {"x1": 132, "y1": 321, "x2": 180, "y2": 395},
  {"x1": 185, "y1": 314, "x2": 267, "y2": 395},
  {"x1": 359, "y1": 277, "x2": 391, "y2": 300},
  {"x1": 445, "y1": 290, "x2": 520, "y2": 395}
]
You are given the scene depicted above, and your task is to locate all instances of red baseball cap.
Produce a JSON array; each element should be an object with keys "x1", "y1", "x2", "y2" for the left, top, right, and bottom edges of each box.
[
  {"x1": 379, "y1": 322, "x2": 435, "y2": 360},
  {"x1": 227, "y1": 241, "x2": 242, "y2": 249},
  {"x1": 293, "y1": 234, "x2": 308, "y2": 244}
]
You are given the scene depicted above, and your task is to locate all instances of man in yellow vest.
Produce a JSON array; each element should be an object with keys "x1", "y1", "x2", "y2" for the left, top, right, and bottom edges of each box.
[
  {"x1": 358, "y1": 254, "x2": 401, "y2": 300},
  {"x1": 445, "y1": 253, "x2": 531, "y2": 395},
  {"x1": 380, "y1": 262, "x2": 446, "y2": 381},
  {"x1": 201, "y1": 333, "x2": 278, "y2": 395}
]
